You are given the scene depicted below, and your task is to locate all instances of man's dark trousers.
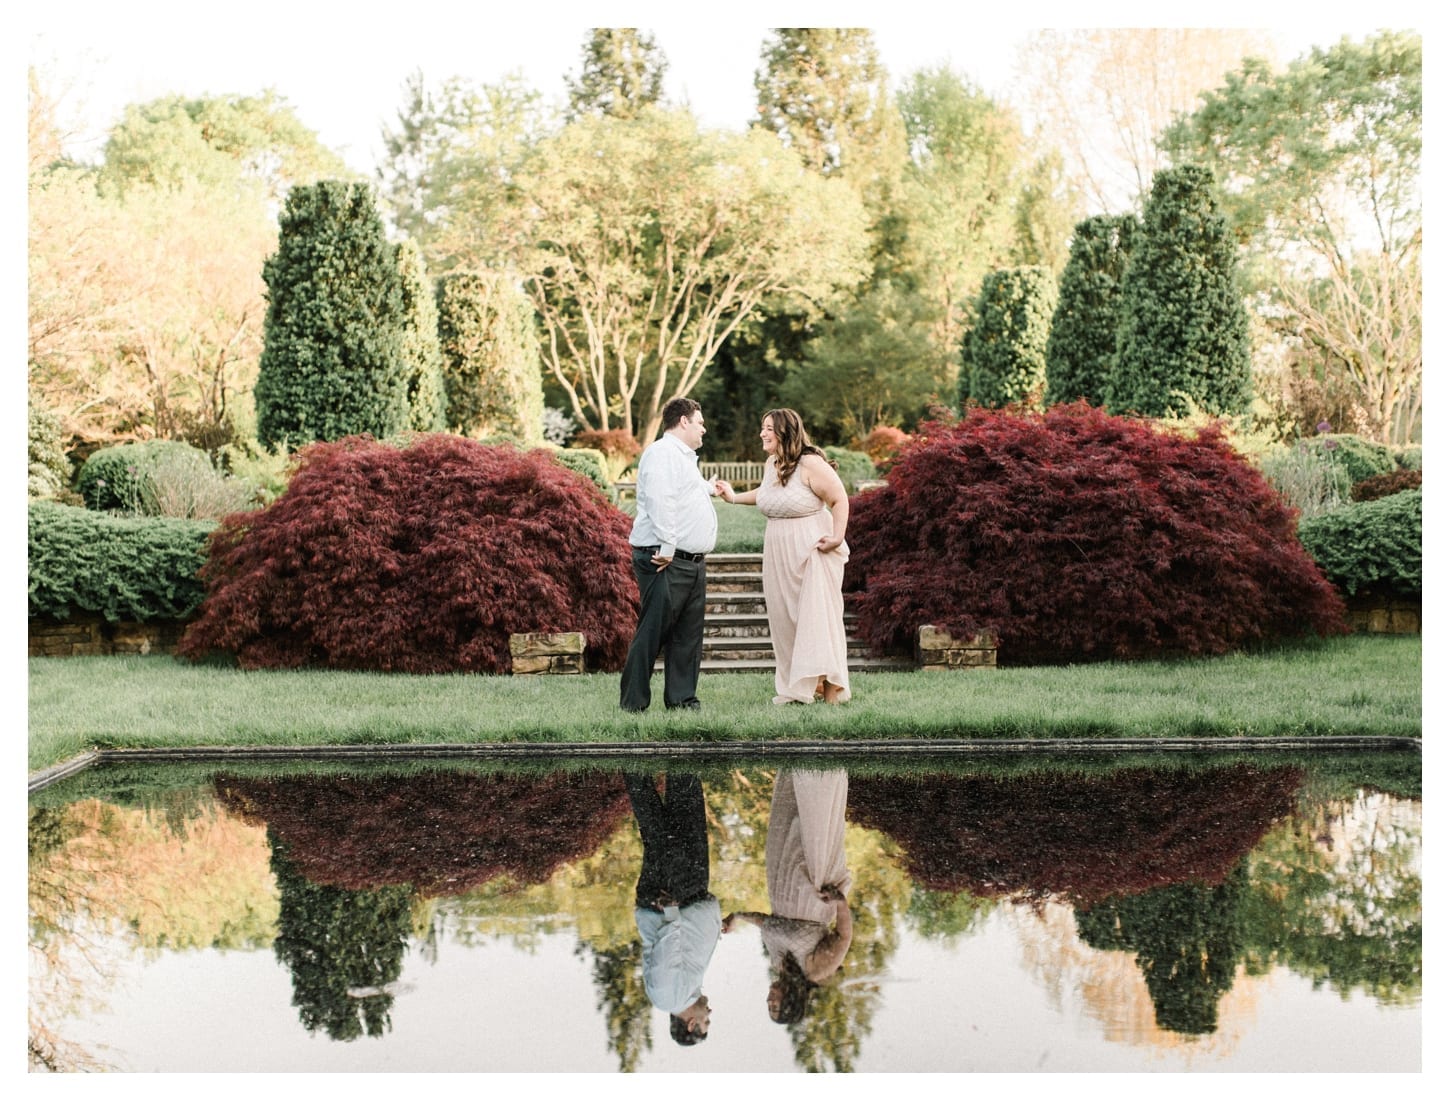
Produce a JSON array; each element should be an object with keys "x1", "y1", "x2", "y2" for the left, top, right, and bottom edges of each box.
[
  {"x1": 625, "y1": 773, "x2": 711, "y2": 908},
  {"x1": 619, "y1": 548, "x2": 706, "y2": 711}
]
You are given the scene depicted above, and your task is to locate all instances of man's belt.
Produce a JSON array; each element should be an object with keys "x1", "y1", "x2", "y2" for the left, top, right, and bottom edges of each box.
[{"x1": 635, "y1": 546, "x2": 707, "y2": 563}]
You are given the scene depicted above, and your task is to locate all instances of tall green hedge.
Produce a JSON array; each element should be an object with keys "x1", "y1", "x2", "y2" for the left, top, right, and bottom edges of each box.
[
  {"x1": 1298, "y1": 490, "x2": 1421, "y2": 597},
  {"x1": 960, "y1": 265, "x2": 1058, "y2": 410},
  {"x1": 254, "y1": 181, "x2": 412, "y2": 450},
  {"x1": 436, "y1": 271, "x2": 545, "y2": 445},
  {"x1": 396, "y1": 238, "x2": 447, "y2": 432},
  {"x1": 1108, "y1": 165, "x2": 1251, "y2": 419},
  {"x1": 28, "y1": 501, "x2": 214, "y2": 622},
  {"x1": 1045, "y1": 214, "x2": 1137, "y2": 408}
]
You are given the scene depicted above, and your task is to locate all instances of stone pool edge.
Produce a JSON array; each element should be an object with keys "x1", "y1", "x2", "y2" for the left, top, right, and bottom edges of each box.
[{"x1": 27, "y1": 736, "x2": 1423, "y2": 794}]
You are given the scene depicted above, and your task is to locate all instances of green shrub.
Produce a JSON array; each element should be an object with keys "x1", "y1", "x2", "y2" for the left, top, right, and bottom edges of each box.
[
  {"x1": 1257, "y1": 442, "x2": 1352, "y2": 520},
  {"x1": 77, "y1": 440, "x2": 210, "y2": 511},
  {"x1": 28, "y1": 501, "x2": 214, "y2": 622},
  {"x1": 77, "y1": 439, "x2": 254, "y2": 518},
  {"x1": 549, "y1": 446, "x2": 612, "y2": 496},
  {"x1": 824, "y1": 446, "x2": 877, "y2": 494},
  {"x1": 1317, "y1": 433, "x2": 1397, "y2": 485},
  {"x1": 1393, "y1": 444, "x2": 1421, "y2": 470},
  {"x1": 1298, "y1": 490, "x2": 1421, "y2": 597},
  {"x1": 28, "y1": 401, "x2": 73, "y2": 500}
]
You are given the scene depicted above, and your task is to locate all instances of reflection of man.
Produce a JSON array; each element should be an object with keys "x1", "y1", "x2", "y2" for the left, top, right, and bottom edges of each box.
[
  {"x1": 619, "y1": 397, "x2": 720, "y2": 712},
  {"x1": 625, "y1": 772, "x2": 720, "y2": 1045}
]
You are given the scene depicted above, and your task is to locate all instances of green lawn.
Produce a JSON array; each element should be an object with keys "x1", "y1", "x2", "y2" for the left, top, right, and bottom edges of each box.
[{"x1": 27, "y1": 634, "x2": 1421, "y2": 772}]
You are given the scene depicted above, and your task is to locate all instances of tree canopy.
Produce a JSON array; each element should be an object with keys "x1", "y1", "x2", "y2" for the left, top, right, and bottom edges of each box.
[
  {"x1": 1160, "y1": 30, "x2": 1421, "y2": 442},
  {"x1": 501, "y1": 108, "x2": 870, "y2": 444}
]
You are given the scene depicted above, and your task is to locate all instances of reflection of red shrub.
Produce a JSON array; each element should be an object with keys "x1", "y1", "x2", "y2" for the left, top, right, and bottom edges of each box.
[
  {"x1": 216, "y1": 770, "x2": 630, "y2": 896},
  {"x1": 848, "y1": 764, "x2": 1302, "y2": 906},
  {"x1": 177, "y1": 433, "x2": 638, "y2": 673},
  {"x1": 844, "y1": 404, "x2": 1346, "y2": 663}
]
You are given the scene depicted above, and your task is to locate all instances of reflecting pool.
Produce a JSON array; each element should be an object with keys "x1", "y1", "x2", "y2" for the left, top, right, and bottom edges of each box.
[{"x1": 28, "y1": 751, "x2": 1420, "y2": 1072}]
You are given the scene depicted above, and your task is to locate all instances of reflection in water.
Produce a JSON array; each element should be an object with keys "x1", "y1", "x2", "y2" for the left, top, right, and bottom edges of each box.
[
  {"x1": 726, "y1": 769, "x2": 855, "y2": 1066},
  {"x1": 847, "y1": 764, "x2": 1302, "y2": 904},
  {"x1": 27, "y1": 758, "x2": 1421, "y2": 1072},
  {"x1": 624, "y1": 773, "x2": 719, "y2": 1045}
]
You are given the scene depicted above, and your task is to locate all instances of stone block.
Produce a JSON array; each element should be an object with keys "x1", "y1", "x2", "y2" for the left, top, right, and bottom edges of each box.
[
  {"x1": 916, "y1": 624, "x2": 997, "y2": 670},
  {"x1": 509, "y1": 632, "x2": 586, "y2": 675}
]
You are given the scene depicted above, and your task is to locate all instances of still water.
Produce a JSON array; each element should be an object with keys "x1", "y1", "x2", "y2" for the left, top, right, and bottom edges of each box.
[{"x1": 28, "y1": 752, "x2": 1420, "y2": 1072}]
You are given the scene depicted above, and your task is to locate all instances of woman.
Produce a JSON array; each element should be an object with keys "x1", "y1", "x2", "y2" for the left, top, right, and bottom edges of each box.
[
  {"x1": 717, "y1": 409, "x2": 851, "y2": 705},
  {"x1": 722, "y1": 768, "x2": 853, "y2": 1025}
]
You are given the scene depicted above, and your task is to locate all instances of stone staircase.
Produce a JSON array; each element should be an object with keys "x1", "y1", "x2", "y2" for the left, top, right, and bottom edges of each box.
[{"x1": 660, "y1": 552, "x2": 914, "y2": 674}]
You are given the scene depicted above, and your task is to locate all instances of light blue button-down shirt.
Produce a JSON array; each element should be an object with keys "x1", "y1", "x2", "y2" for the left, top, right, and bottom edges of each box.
[
  {"x1": 629, "y1": 433, "x2": 719, "y2": 560},
  {"x1": 636, "y1": 896, "x2": 722, "y2": 1015}
]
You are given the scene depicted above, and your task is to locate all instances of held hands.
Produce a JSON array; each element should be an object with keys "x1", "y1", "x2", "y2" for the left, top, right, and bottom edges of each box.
[{"x1": 714, "y1": 479, "x2": 735, "y2": 502}]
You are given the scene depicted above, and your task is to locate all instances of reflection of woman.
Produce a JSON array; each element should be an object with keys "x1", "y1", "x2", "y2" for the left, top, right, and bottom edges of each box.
[
  {"x1": 724, "y1": 769, "x2": 853, "y2": 1024},
  {"x1": 716, "y1": 409, "x2": 851, "y2": 704}
]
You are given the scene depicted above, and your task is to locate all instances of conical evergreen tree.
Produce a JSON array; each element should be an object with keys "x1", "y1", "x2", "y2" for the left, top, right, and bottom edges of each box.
[
  {"x1": 435, "y1": 271, "x2": 544, "y2": 444},
  {"x1": 1045, "y1": 213, "x2": 1138, "y2": 407},
  {"x1": 255, "y1": 181, "x2": 411, "y2": 449},
  {"x1": 959, "y1": 265, "x2": 1058, "y2": 410},
  {"x1": 1107, "y1": 165, "x2": 1252, "y2": 418},
  {"x1": 395, "y1": 238, "x2": 446, "y2": 432}
]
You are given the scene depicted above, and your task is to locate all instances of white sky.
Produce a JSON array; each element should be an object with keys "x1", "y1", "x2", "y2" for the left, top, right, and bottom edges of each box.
[{"x1": 24, "y1": 1, "x2": 1407, "y2": 175}]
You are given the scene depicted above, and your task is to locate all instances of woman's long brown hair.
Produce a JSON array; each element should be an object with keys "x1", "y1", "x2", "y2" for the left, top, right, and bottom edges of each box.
[{"x1": 765, "y1": 408, "x2": 829, "y2": 485}]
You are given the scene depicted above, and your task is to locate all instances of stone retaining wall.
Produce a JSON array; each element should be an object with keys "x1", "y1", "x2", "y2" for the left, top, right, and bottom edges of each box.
[
  {"x1": 1344, "y1": 596, "x2": 1420, "y2": 635},
  {"x1": 29, "y1": 617, "x2": 187, "y2": 657}
]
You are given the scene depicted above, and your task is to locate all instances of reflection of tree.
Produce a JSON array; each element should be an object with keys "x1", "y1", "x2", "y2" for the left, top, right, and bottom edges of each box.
[
  {"x1": 579, "y1": 940, "x2": 653, "y2": 1072},
  {"x1": 848, "y1": 765, "x2": 1302, "y2": 905},
  {"x1": 1076, "y1": 862, "x2": 1249, "y2": 1035},
  {"x1": 1241, "y1": 792, "x2": 1421, "y2": 1003},
  {"x1": 269, "y1": 836, "x2": 414, "y2": 1041},
  {"x1": 905, "y1": 886, "x2": 993, "y2": 944},
  {"x1": 215, "y1": 769, "x2": 629, "y2": 895},
  {"x1": 28, "y1": 806, "x2": 115, "y2": 1071},
  {"x1": 28, "y1": 796, "x2": 278, "y2": 1070}
]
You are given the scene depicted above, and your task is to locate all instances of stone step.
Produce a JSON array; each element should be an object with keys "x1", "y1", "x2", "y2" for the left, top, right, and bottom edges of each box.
[
  {"x1": 706, "y1": 593, "x2": 768, "y2": 615},
  {"x1": 704, "y1": 553, "x2": 763, "y2": 574},
  {"x1": 708, "y1": 572, "x2": 763, "y2": 593},
  {"x1": 696, "y1": 638, "x2": 881, "y2": 662},
  {"x1": 662, "y1": 655, "x2": 915, "y2": 675}
]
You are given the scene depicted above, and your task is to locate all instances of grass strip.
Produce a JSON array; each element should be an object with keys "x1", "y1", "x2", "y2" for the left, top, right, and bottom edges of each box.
[{"x1": 28, "y1": 634, "x2": 1420, "y2": 772}]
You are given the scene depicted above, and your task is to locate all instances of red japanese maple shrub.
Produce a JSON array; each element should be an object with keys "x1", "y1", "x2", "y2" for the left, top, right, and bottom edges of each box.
[
  {"x1": 858, "y1": 425, "x2": 910, "y2": 472},
  {"x1": 177, "y1": 433, "x2": 638, "y2": 672},
  {"x1": 844, "y1": 403, "x2": 1346, "y2": 663}
]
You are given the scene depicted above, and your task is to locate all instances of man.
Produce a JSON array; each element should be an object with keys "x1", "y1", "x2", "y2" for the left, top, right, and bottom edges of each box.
[
  {"x1": 625, "y1": 772, "x2": 720, "y2": 1046},
  {"x1": 619, "y1": 397, "x2": 720, "y2": 712}
]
